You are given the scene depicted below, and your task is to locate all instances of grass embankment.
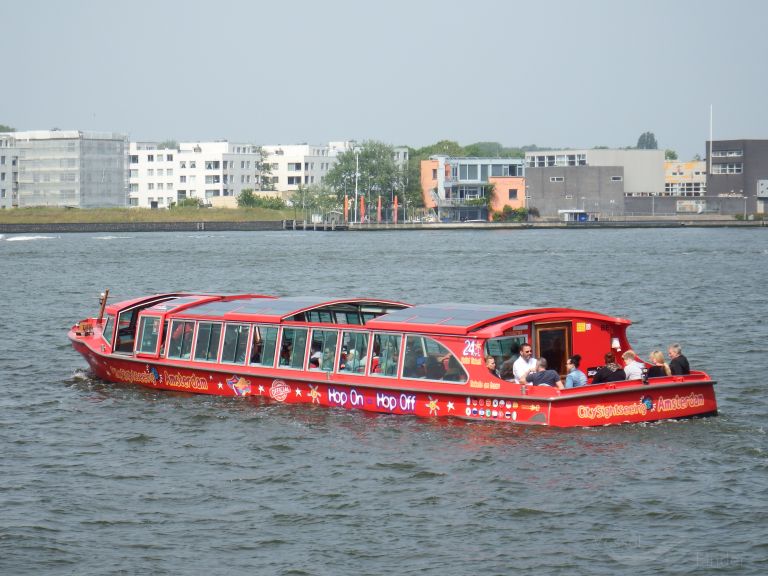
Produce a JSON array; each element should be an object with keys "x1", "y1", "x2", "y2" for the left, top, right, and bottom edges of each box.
[{"x1": 0, "y1": 207, "x2": 294, "y2": 224}]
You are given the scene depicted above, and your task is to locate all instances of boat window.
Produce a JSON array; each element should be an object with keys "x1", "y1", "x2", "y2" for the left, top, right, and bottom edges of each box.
[
  {"x1": 102, "y1": 314, "x2": 115, "y2": 346},
  {"x1": 279, "y1": 327, "x2": 308, "y2": 369},
  {"x1": 115, "y1": 308, "x2": 137, "y2": 353},
  {"x1": 338, "y1": 331, "x2": 369, "y2": 373},
  {"x1": 403, "y1": 335, "x2": 468, "y2": 383},
  {"x1": 168, "y1": 320, "x2": 195, "y2": 359},
  {"x1": 335, "y1": 311, "x2": 362, "y2": 325},
  {"x1": 221, "y1": 323, "x2": 250, "y2": 365},
  {"x1": 137, "y1": 316, "x2": 162, "y2": 354},
  {"x1": 309, "y1": 329, "x2": 338, "y2": 371},
  {"x1": 250, "y1": 325, "x2": 278, "y2": 367},
  {"x1": 485, "y1": 335, "x2": 528, "y2": 370},
  {"x1": 194, "y1": 322, "x2": 222, "y2": 362},
  {"x1": 307, "y1": 310, "x2": 334, "y2": 323},
  {"x1": 371, "y1": 333, "x2": 401, "y2": 377}
]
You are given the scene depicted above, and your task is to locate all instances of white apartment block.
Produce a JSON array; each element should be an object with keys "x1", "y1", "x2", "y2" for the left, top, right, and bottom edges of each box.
[
  {"x1": 128, "y1": 141, "x2": 261, "y2": 208},
  {"x1": 261, "y1": 141, "x2": 409, "y2": 194},
  {"x1": 2, "y1": 130, "x2": 127, "y2": 208},
  {"x1": 261, "y1": 142, "x2": 350, "y2": 194},
  {"x1": 0, "y1": 134, "x2": 18, "y2": 209}
]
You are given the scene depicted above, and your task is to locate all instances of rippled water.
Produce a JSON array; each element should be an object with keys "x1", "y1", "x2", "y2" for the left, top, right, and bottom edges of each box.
[{"x1": 1, "y1": 229, "x2": 766, "y2": 575}]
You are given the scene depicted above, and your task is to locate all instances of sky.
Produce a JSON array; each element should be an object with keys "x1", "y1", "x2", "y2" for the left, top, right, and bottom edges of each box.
[{"x1": 2, "y1": 0, "x2": 766, "y2": 161}]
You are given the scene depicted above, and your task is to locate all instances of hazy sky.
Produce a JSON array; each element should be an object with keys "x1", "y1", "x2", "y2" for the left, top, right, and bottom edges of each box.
[{"x1": 2, "y1": 0, "x2": 766, "y2": 160}]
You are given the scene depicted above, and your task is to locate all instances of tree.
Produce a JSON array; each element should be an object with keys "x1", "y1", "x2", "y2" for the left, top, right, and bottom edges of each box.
[
  {"x1": 636, "y1": 132, "x2": 658, "y2": 149},
  {"x1": 237, "y1": 188, "x2": 257, "y2": 207},
  {"x1": 237, "y1": 188, "x2": 286, "y2": 209},
  {"x1": 665, "y1": 149, "x2": 678, "y2": 160},
  {"x1": 324, "y1": 140, "x2": 405, "y2": 210},
  {"x1": 0, "y1": 124, "x2": 14, "y2": 132},
  {"x1": 255, "y1": 146, "x2": 274, "y2": 191},
  {"x1": 157, "y1": 140, "x2": 177, "y2": 150}
]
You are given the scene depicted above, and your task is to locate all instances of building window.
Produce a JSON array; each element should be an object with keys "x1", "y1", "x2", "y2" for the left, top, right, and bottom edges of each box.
[
  {"x1": 287, "y1": 176, "x2": 301, "y2": 185},
  {"x1": 611, "y1": 176, "x2": 623, "y2": 182},
  {"x1": 147, "y1": 155, "x2": 154, "y2": 162},
  {"x1": 508, "y1": 189, "x2": 518, "y2": 200},
  {"x1": 180, "y1": 161, "x2": 186, "y2": 168},
  {"x1": 129, "y1": 155, "x2": 139, "y2": 164},
  {"x1": 712, "y1": 150, "x2": 743, "y2": 157},
  {"x1": 550, "y1": 176, "x2": 565, "y2": 182},
  {"x1": 712, "y1": 163, "x2": 743, "y2": 174},
  {"x1": 147, "y1": 169, "x2": 154, "y2": 177},
  {"x1": 288, "y1": 162, "x2": 302, "y2": 171},
  {"x1": 166, "y1": 154, "x2": 173, "y2": 161}
]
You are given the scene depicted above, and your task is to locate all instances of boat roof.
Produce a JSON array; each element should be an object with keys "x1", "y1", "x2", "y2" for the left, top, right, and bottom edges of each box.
[
  {"x1": 109, "y1": 293, "x2": 629, "y2": 336},
  {"x1": 368, "y1": 303, "x2": 630, "y2": 336}
]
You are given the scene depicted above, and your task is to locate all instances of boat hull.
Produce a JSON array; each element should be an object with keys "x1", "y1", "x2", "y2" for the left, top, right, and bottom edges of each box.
[{"x1": 71, "y1": 338, "x2": 717, "y2": 428}]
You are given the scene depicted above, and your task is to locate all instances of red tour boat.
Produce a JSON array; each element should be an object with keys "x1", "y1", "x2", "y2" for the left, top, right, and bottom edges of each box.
[{"x1": 68, "y1": 291, "x2": 717, "y2": 427}]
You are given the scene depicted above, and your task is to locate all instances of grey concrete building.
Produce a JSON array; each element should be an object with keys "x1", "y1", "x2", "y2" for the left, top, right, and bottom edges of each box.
[
  {"x1": 525, "y1": 149, "x2": 665, "y2": 219},
  {"x1": 706, "y1": 139, "x2": 768, "y2": 215},
  {"x1": 4, "y1": 130, "x2": 128, "y2": 208}
]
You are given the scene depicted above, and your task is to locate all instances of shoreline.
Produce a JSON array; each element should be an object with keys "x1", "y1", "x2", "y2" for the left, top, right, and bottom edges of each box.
[{"x1": 0, "y1": 218, "x2": 765, "y2": 234}]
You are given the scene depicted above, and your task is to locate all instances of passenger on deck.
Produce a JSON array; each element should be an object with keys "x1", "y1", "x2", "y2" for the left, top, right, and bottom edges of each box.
[
  {"x1": 442, "y1": 357, "x2": 465, "y2": 382},
  {"x1": 500, "y1": 344, "x2": 536, "y2": 383},
  {"x1": 522, "y1": 357, "x2": 564, "y2": 389},
  {"x1": 344, "y1": 349, "x2": 362, "y2": 372},
  {"x1": 309, "y1": 344, "x2": 322, "y2": 369},
  {"x1": 647, "y1": 350, "x2": 672, "y2": 378},
  {"x1": 591, "y1": 352, "x2": 627, "y2": 384},
  {"x1": 622, "y1": 350, "x2": 645, "y2": 381},
  {"x1": 668, "y1": 343, "x2": 691, "y2": 375},
  {"x1": 565, "y1": 354, "x2": 587, "y2": 388},
  {"x1": 485, "y1": 355, "x2": 500, "y2": 378}
]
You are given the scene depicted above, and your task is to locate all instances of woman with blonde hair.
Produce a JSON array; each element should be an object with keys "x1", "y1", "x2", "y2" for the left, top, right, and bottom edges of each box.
[{"x1": 647, "y1": 350, "x2": 671, "y2": 378}]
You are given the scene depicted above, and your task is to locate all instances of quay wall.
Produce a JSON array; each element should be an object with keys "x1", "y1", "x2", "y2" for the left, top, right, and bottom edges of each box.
[{"x1": 0, "y1": 218, "x2": 765, "y2": 234}]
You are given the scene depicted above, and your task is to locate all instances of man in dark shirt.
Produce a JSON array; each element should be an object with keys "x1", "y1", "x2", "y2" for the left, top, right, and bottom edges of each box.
[
  {"x1": 523, "y1": 357, "x2": 564, "y2": 390},
  {"x1": 668, "y1": 343, "x2": 691, "y2": 375}
]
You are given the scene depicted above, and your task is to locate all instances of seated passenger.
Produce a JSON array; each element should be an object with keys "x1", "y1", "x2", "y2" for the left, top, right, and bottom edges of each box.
[
  {"x1": 442, "y1": 357, "x2": 465, "y2": 382},
  {"x1": 622, "y1": 350, "x2": 645, "y2": 381},
  {"x1": 647, "y1": 350, "x2": 671, "y2": 378},
  {"x1": 667, "y1": 343, "x2": 691, "y2": 375},
  {"x1": 522, "y1": 357, "x2": 564, "y2": 389},
  {"x1": 591, "y1": 352, "x2": 627, "y2": 384},
  {"x1": 309, "y1": 344, "x2": 322, "y2": 369},
  {"x1": 425, "y1": 356, "x2": 445, "y2": 380},
  {"x1": 485, "y1": 355, "x2": 500, "y2": 378},
  {"x1": 565, "y1": 354, "x2": 587, "y2": 388}
]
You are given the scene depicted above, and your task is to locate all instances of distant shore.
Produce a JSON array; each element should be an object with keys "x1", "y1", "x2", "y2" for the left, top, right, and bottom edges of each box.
[{"x1": 1, "y1": 217, "x2": 765, "y2": 234}]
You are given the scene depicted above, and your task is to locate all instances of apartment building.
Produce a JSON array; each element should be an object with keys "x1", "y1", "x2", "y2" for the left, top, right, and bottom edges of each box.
[
  {"x1": 261, "y1": 141, "x2": 354, "y2": 194},
  {"x1": 2, "y1": 130, "x2": 127, "y2": 208},
  {"x1": 420, "y1": 155, "x2": 525, "y2": 221},
  {"x1": 128, "y1": 141, "x2": 261, "y2": 208},
  {"x1": 0, "y1": 134, "x2": 18, "y2": 209}
]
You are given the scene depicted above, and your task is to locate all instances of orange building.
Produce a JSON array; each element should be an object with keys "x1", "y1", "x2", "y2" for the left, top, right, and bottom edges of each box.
[{"x1": 420, "y1": 155, "x2": 525, "y2": 221}]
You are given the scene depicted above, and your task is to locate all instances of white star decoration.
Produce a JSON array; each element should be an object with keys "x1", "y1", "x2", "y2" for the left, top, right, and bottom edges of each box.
[
  {"x1": 258, "y1": 384, "x2": 265, "y2": 394},
  {"x1": 218, "y1": 382, "x2": 223, "y2": 390},
  {"x1": 295, "y1": 387, "x2": 302, "y2": 397},
  {"x1": 447, "y1": 401, "x2": 455, "y2": 412}
]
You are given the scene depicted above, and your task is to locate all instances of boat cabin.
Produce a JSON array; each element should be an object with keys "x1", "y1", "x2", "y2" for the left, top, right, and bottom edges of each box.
[{"x1": 98, "y1": 294, "x2": 632, "y2": 384}]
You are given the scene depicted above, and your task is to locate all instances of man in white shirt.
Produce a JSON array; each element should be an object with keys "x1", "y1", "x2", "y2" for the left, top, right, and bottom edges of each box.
[
  {"x1": 499, "y1": 343, "x2": 537, "y2": 383},
  {"x1": 622, "y1": 349, "x2": 644, "y2": 381}
]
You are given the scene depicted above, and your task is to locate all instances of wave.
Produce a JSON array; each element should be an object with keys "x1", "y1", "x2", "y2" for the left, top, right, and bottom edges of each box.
[
  {"x1": 92, "y1": 235, "x2": 132, "y2": 240},
  {"x1": 4, "y1": 235, "x2": 58, "y2": 242}
]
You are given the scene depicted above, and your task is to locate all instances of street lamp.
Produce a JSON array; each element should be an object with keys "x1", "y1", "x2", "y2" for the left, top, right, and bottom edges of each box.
[{"x1": 354, "y1": 147, "x2": 360, "y2": 224}]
